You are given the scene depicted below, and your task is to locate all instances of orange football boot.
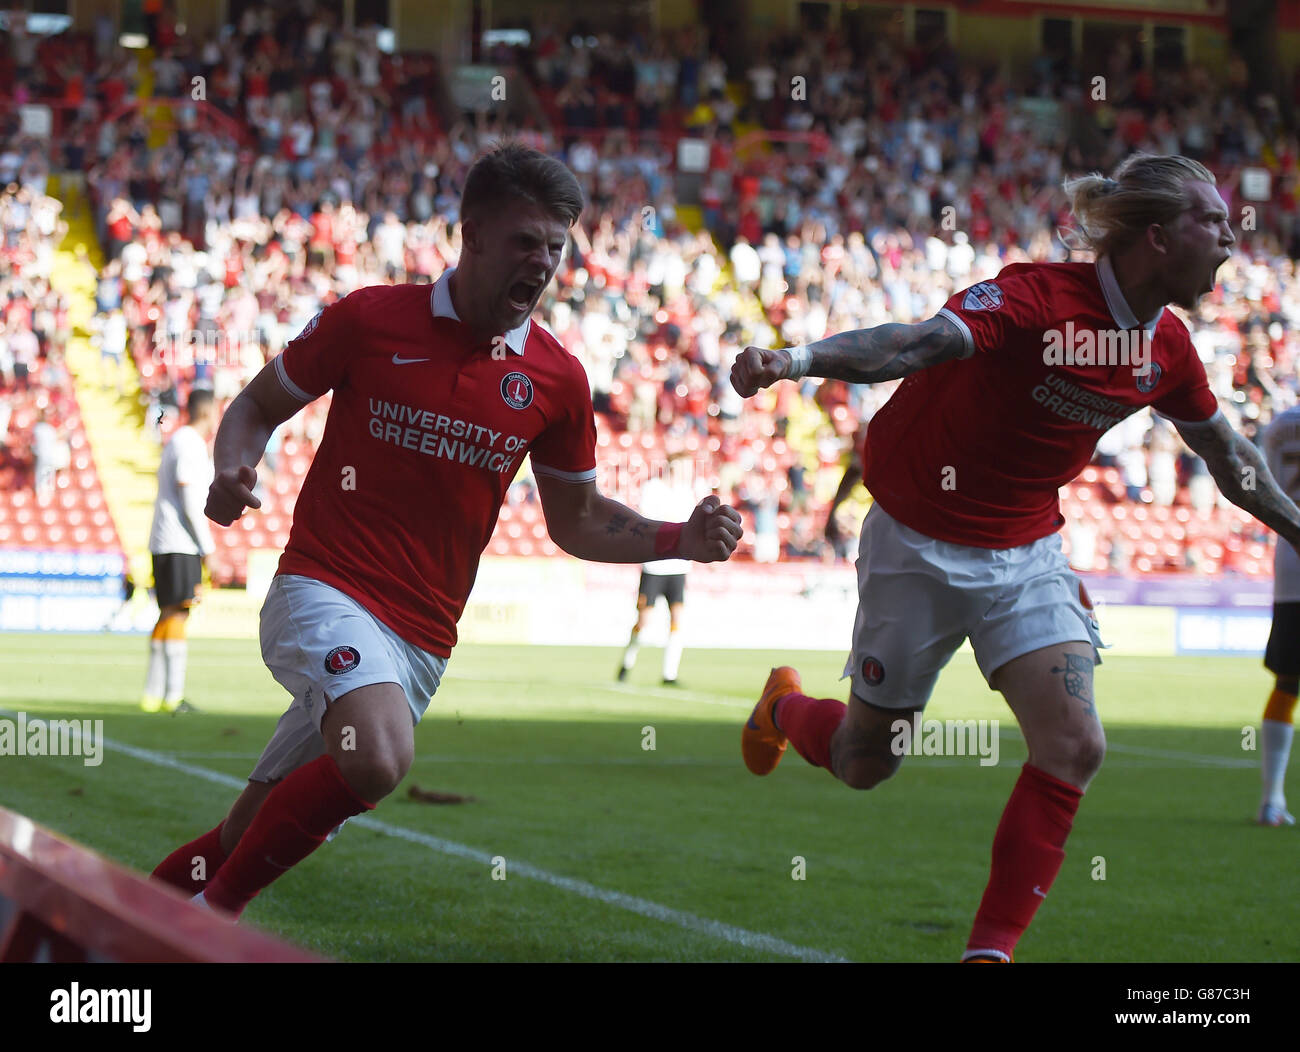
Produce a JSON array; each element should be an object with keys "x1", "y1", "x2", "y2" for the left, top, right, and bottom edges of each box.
[{"x1": 742, "y1": 666, "x2": 802, "y2": 775}]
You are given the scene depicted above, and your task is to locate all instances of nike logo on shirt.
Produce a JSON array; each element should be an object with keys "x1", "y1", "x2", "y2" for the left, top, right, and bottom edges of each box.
[{"x1": 392, "y1": 354, "x2": 430, "y2": 365}]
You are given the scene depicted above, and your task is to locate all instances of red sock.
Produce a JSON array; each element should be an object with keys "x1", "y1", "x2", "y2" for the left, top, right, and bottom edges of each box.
[
  {"x1": 205, "y1": 755, "x2": 374, "y2": 916},
  {"x1": 775, "y1": 693, "x2": 846, "y2": 770},
  {"x1": 152, "y1": 822, "x2": 228, "y2": 894},
  {"x1": 966, "y1": 763, "x2": 1083, "y2": 959}
]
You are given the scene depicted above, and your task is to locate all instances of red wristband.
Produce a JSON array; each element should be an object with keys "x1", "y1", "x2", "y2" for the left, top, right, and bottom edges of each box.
[{"x1": 654, "y1": 522, "x2": 683, "y2": 558}]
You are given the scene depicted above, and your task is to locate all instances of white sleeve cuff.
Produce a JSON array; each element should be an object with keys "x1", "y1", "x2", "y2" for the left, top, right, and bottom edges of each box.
[
  {"x1": 936, "y1": 308, "x2": 976, "y2": 359},
  {"x1": 274, "y1": 354, "x2": 317, "y2": 402}
]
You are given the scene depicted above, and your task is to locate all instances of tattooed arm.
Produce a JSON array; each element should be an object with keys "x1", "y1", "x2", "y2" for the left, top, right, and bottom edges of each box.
[
  {"x1": 729, "y1": 314, "x2": 970, "y2": 396},
  {"x1": 1173, "y1": 412, "x2": 1300, "y2": 553},
  {"x1": 535, "y1": 476, "x2": 742, "y2": 563}
]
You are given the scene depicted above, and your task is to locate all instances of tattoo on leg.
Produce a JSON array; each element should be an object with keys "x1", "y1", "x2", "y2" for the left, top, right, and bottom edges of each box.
[{"x1": 1051, "y1": 653, "x2": 1096, "y2": 719}]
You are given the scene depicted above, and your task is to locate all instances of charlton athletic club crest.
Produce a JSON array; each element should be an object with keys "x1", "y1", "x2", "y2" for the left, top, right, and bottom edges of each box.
[
  {"x1": 1078, "y1": 581, "x2": 1100, "y2": 631},
  {"x1": 501, "y1": 371, "x2": 534, "y2": 410},
  {"x1": 962, "y1": 282, "x2": 1003, "y2": 312},
  {"x1": 1136, "y1": 361, "x2": 1162, "y2": 394},
  {"x1": 324, "y1": 646, "x2": 361, "y2": 676},
  {"x1": 861, "y1": 656, "x2": 886, "y2": 686}
]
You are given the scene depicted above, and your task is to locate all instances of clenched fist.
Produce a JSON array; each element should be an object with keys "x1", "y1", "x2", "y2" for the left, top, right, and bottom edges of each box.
[
  {"x1": 730, "y1": 345, "x2": 794, "y2": 398},
  {"x1": 206, "y1": 465, "x2": 262, "y2": 526},
  {"x1": 679, "y1": 495, "x2": 744, "y2": 562}
]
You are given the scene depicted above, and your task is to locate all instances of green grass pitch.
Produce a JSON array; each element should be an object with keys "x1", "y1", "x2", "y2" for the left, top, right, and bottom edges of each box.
[{"x1": 0, "y1": 633, "x2": 1293, "y2": 962}]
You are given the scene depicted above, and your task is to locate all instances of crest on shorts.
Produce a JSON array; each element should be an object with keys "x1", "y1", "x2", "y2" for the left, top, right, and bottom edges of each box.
[
  {"x1": 861, "y1": 656, "x2": 886, "y2": 686},
  {"x1": 1078, "y1": 581, "x2": 1100, "y2": 630},
  {"x1": 324, "y1": 645, "x2": 361, "y2": 675},
  {"x1": 962, "y1": 282, "x2": 1003, "y2": 312},
  {"x1": 1135, "y1": 361, "x2": 1162, "y2": 394},
  {"x1": 501, "y1": 371, "x2": 534, "y2": 410}
]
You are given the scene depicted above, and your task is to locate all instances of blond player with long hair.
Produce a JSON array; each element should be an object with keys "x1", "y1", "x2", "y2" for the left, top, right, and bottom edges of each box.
[{"x1": 732, "y1": 154, "x2": 1300, "y2": 961}]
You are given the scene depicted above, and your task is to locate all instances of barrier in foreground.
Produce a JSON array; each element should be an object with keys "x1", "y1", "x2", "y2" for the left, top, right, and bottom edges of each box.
[{"x1": 0, "y1": 807, "x2": 321, "y2": 962}]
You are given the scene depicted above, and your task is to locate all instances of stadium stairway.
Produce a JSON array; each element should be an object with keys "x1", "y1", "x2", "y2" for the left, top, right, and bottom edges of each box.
[
  {"x1": 51, "y1": 175, "x2": 160, "y2": 588},
  {"x1": 134, "y1": 46, "x2": 182, "y2": 151}
]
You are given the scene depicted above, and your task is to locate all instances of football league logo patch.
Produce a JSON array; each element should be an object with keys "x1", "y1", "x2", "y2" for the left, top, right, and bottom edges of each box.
[
  {"x1": 962, "y1": 282, "x2": 1003, "y2": 312},
  {"x1": 861, "y1": 656, "x2": 886, "y2": 686},
  {"x1": 324, "y1": 646, "x2": 361, "y2": 676},
  {"x1": 501, "y1": 371, "x2": 534, "y2": 410},
  {"x1": 291, "y1": 310, "x2": 322, "y2": 344},
  {"x1": 1135, "y1": 361, "x2": 1162, "y2": 393}
]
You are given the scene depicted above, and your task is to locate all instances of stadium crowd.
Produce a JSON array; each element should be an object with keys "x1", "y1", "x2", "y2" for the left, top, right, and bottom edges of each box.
[
  {"x1": 4, "y1": 5, "x2": 1299, "y2": 572},
  {"x1": 0, "y1": 173, "x2": 78, "y2": 506}
]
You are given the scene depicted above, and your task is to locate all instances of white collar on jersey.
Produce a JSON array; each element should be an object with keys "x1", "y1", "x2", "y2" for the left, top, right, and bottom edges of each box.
[
  {"x1": 1095, "y1": 254, "x2": 1163, "y2": 335},
  {"x1": 430, "y1": 267, "x2": 530, "y2": 355}
]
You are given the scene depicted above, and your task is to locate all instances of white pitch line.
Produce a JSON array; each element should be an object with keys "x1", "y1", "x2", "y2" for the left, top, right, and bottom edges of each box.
[
  {"x1": 994, "y1": 726, "x2": 1254, "y2": 768},
  {"x1": 0, "y1": 708, "x2": 846, "y2": 963},
  {"x1": 446, "y1": 671, "x2": 751, "y2": 708},
  {"x1": 1100, "y1": 741, "x2": 1256, "y2": 769},
  {"x1": 102, "y1": 750, "x2": 1227, "y2": 772}
]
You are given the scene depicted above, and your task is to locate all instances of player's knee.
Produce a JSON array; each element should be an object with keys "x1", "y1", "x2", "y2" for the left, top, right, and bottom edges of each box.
[
  {"x1": 835, "y1": 749, "x2": 902, "y2": 790},
  {"x1": 333, "y1": 744, "x2": 412, "y2": 802},
  {"x1": 1078, "y1": 729, "x2": 1106, "y2": 779},
  {"x1": 1037, "y1": 725, "x2": 1105, "y2": 786},
  {"x1": 1069, "y1": 723, "x2": 1106, "y2": 777}
]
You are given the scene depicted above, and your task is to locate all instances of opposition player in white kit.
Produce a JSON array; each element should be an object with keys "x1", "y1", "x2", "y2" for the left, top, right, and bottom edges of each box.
[
  {"x1": 1259, "y1": 403, "x2": 1300, "y2": 825},
  {"x1": 149, "y1": 144, "x2": 743, "y2": 916},
  {"x1": 618, "y1": 450, "x2": 704, "y2": 685},
  {"x1": 731, "y1": 154, "x2": 1300, "y2": 961},
  {"x1": 141, "y1": 388, "x2": 217, "y2": 714}
]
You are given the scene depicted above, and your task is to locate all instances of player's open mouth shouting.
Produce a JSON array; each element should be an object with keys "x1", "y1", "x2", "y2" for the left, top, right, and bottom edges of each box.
[{"x1": 506, "y1": 273, "x2": 546, "y2": 316}]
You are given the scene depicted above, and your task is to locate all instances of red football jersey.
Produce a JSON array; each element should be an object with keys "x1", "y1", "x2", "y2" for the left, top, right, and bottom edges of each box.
[
  {"x1": 864, "y1": 258, "x2": 1218, "y2": 548},
  {"x1": 274, "y1": 274, "x2": 597, "y2": 655}
]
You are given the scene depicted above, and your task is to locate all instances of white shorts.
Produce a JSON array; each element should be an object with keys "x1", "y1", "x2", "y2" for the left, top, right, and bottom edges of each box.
[
  {"x1": 842, "y1": 504, "x2": 1104, "y2": 710},
  {"x1": 250, "y1": 575, "x2": 448, "y2": 783}
]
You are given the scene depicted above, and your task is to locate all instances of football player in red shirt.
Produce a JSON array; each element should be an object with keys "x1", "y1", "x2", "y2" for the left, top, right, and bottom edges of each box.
[
  {"x1": 150, "y1": 144, "x2": 743, "y2": 917},
  {"x1": 731, "y1": 153, "x2": 1300, "y2": 962}
]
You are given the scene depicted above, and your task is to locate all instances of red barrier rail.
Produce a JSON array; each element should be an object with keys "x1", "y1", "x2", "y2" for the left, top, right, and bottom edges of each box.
[{"x1": 0, "y1": 806, "x2": 322, "y2": 962}]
